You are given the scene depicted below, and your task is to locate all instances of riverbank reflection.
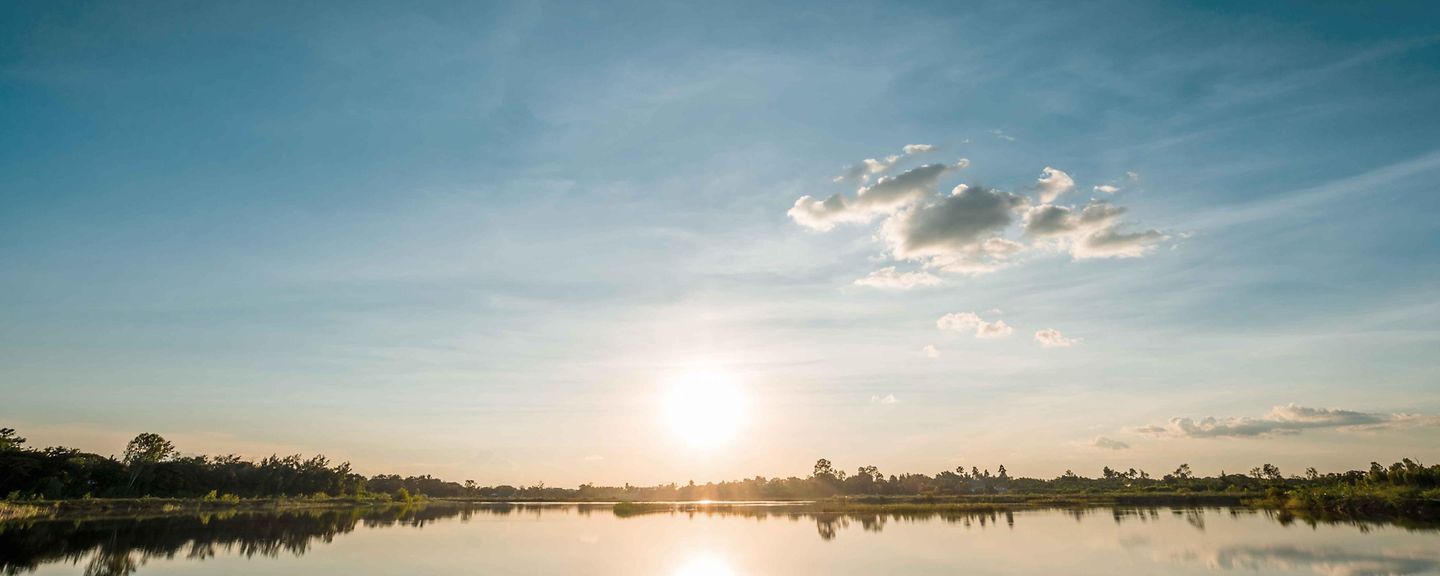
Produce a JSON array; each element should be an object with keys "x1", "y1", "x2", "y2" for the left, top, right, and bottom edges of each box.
[{"x1": 2, "y1": 503, "x2": 1437, "y2": 575}]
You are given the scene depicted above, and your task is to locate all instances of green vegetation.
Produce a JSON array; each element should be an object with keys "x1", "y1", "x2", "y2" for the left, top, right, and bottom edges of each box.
[
  {"x1": 2, "y1": 426, "x2": 1437, "y2": 519},
  {"x1": 0, "y1": 427, "x2": 443, "y2": 502}
]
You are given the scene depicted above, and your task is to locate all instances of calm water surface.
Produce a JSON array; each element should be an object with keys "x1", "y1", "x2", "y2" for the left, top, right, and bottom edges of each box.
[{"x1": 5, "y1": 504, "x2": 1439, "y2": 575}]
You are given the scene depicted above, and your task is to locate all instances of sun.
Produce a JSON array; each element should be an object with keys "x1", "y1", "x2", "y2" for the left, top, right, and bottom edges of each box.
[{"x1": 662, "y1": 372, "x2": 747, "y2": 449}]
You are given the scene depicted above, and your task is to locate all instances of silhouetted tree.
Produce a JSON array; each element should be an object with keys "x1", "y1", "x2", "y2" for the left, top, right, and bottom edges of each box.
[
  {"x1": 0, "y1": 428, "x2": 26, "y2": 452},
  {"x1": 813, "y1": 459, "x2": 835, "y2": 480},
  {"x1": 124, "y1": 433, "x2": 177, "y2": 492}
]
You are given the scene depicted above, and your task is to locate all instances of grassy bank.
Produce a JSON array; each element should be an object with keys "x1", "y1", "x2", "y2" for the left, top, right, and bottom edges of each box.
[
  {"x1": 608, "y1": 493, "x2": 1250, "y2": 517},
  {"x1": 0, "y1": 495, "x2": 421, "y2": 521},
  {"x1": 8, "y1": 488, "x2": 1439, "y2": 523},
  {"x1": 1269, "y1": 484, "x2": 1440, "y2": 517},
  {"x1": 609, "y1": 490, "x2": 1440, "y2": 520}
]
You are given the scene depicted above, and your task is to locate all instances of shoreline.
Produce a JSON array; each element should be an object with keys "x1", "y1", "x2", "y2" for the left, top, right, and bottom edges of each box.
[{"x1": 6, "y1": 492, "x2": 1437, "y2": 523}]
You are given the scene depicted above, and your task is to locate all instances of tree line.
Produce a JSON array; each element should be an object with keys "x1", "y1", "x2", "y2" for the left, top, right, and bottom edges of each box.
[{"x1": 3, "y1": 427, "x2": 1438, "y2": 503}]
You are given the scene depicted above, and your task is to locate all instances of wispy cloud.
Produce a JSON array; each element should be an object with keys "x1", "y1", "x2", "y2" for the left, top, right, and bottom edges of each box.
[
  {"x1": 938, "y1": 311, "x2": 1012, "y2": 339},
  {"x1": 1205, "y1": 545, "x2": 1440, "y2": 576},
  {"x1": 870, "y1": 393, "x2": 900, "y2": 405},
  {"x1": 1136, "y1": 404, "x2": 1440, "y2": 438},
  {"x1": 1034, "y1": 329, "x2": 1078, "y2": 348},
  {"x1": 1190, "y1": 147, "x2": 1440, "y2": 230},
  {"x1": 853, "y1": 266, "x2": 942, "y2": 289},
  {"x1": 831, "y1": 143, "x2": 939, "y2": 184},
  {"x1": 1092, "y1": 436, "x2": 1130, "y2": 450}
]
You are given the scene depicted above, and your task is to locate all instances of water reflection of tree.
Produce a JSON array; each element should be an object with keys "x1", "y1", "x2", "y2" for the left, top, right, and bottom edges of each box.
[
  {"x1": 6, "y1": 503, "x2": 1440, "y2": 574},
  {"x1": 814, "y1": 515, "x2": 844, "y2": 541},
  {"x1": 668, "y1": 505, "x2": 1440, "y2": 543},
  {"x1": 0, "y1": 504, "x2": 543, "y2": 576},
  {"x1": 1183, "y1": 508, "x2": 1206, "y2": 531}
]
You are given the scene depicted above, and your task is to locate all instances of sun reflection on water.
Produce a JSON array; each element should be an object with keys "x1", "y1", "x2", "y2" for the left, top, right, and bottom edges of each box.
[{"x1": 672, "y1": 553, "x2": 736, "y2": 576}]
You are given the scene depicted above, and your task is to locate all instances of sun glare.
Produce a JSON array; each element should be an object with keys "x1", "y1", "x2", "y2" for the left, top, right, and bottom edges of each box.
[
  {"x1": 672, "y1": 554, "x2": 736, "y2": 576},
  {"x1": 662, "y1": 372, "x2": 747, "y2": 449}
]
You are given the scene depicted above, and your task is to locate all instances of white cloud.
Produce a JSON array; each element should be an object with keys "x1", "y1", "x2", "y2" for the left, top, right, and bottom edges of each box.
[
  {"x1": 938, "y1": 311, "x2": 1012, "y2": 339},
  {"x1": 1136, "y1": 403, "x2": 1440, "y2": 438},
  {"x1": 832, "y1": 144, "x2": 941, "y2": 183},
  {"x1": 989, "y1": 129, "x2": 1015, "y2": 141},
  {"x1": 863, "y1": 164, "x2": 967, "y2": 212},
  {"x1": 976, "y1": 320, "x2": 1013, "y2": 339},
  {"x1": 1390, "y1": 413, "x2": 1440, "y2": 427},
  {"x1": 864, "y1": 155, "x2": 901, "y2": 175},
  {"x1": 1023, "y1": 201, "x2": 1126, "y2": 237},
  {"x1": 1093, "y1": 184, "x2": 1120, "y2": 194},
  {"x1": 1034, "y1": 328, "x2": 1078, "y2": 348},
  {"x1": 1072, "y1": 227, "x2": 1168, "y2": 259},
  {"x1": 1022, "y1": 204, "x2": 1076, "y2": 237},
  {"x1": 925, "y1": 237, "x2": 1025, "y2": 275},
  {"x1": 788, "y1": 193, "x2": 861, "y2": 231},
  {"x1": 1036, "y1": 166, "x2": 1076, "y2": 203},
  {"x1": 881, "y1": 185, "x2": 1028, "y2": 273},
  {"x1": 854, "y1": 266, "x2": 942, "y2": 289},
  {"x1": 937, "y1": 312, "x2": 982, "y2": 331},
  {"x1": 793, "y1": 162, "x2": 966, "y2": 231},
  {"x1": 833, "y1": 155, "x2": 899, "y2": 183},
  {"x1": 1023, "y1": 200, "x2": 1166, "y2": 260},
  {"x1": 870, "y1": 393, "x2": 900, "y2": 405},
  {"x1": 922, "y1": 345, "x2": 940, "y2": 358},
  {"x1": 792, "y1": 150, "x2": 1170, "y2": 277},
  {"x1": 1092, "y1": 436, "x2": 1130, "y2": 450}
]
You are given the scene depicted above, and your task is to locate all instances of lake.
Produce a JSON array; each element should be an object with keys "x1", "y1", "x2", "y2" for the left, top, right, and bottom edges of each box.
[{"x1": 4, "y1": 504, "x2": 1439, "y2": 575}]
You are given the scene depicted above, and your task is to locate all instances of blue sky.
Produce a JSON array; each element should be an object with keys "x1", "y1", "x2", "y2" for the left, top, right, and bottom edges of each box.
[{"x1": 2, "y1": 0, "x2": 1438, "y2": 485}]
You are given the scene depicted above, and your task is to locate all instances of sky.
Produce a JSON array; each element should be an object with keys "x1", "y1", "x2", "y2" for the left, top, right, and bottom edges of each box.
[{"x1": 2, "y1": 0, "x2": 1439, "y2": 487}]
